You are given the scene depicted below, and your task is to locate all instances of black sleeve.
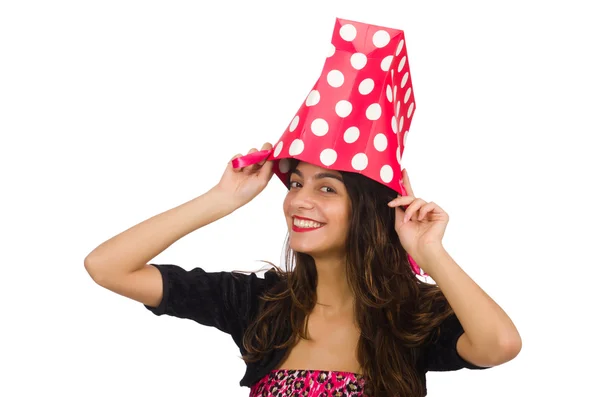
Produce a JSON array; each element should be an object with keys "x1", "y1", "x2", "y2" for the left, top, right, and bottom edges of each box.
[
  {"x1": 424, "y1": 312, "x2": 491, "y2": 372},
  {"x1": 143, "y1": 264, "x2": 268, "y2": 341}
]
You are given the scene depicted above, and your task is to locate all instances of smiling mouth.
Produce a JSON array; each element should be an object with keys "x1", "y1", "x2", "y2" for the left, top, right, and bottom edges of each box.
[{"x1": 292, "y1": 217, "x2": 324, "y2": 232}]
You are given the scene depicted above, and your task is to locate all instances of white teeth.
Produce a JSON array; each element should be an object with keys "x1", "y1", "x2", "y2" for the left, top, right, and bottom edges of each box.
[{"x1": 293, "y1": 218, "x2": 323, "y2": 228}]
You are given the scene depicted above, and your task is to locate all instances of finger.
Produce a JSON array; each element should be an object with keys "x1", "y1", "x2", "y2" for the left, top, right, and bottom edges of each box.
[
  {"x1": 393, "y1": 205, "x2": 406, "y2": 229},
  {"x1": 389, "y1": 193, "x2": 407, "y2": 215},
  {"x1": 258, "y1": 157, "x2": 275, "y2": 181},
  {"x1": 417, "y1": 202, "x2": 438, "y2": 221},
  {"x1": 403, "y1": 198, "x2": 427, "y2": 223},
  {"x1": 402, "y1": 168, "x2": 415, "y2": 197},
  {"x1": 260, "y1": 142, "x2": 273, "y2": 151},
  {"x1": 387, "y1": 195, "x2": 415, "y2": 207},
  {"x1": 258, "y1": 142, "x2": 275, "y2": 180},
  {"x1": 393, "y1": 203, "x2": 405, "y2": 218},
  {"x1": 243, "y1": 148, "x2": 259, "y2": 173},
  {"x1": 258, "y1": 142, "x2": 273, "y2": 166},
  {"x1": 229, "y1": 153, "x2": 243, "y2": 172}
]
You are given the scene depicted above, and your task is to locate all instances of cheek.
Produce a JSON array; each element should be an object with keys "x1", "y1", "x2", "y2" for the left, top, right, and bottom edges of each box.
[
  {"x1": 323, "y1": 203, "x2": 351, "y2": 229},
  {"x1": 283, "y1": 195, "x2": 292, "y2": 217},
  {"x1": 339, "y1": 215, "x2": 351, "y2": 235},
  {"x1": 337, "y1": 204, "x2": 352, "y2": 233}
]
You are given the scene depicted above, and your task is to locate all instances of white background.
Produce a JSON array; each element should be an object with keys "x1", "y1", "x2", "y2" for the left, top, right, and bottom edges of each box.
[{"x1": 1, "y1": 0, "x2": 598, "y2": 395}]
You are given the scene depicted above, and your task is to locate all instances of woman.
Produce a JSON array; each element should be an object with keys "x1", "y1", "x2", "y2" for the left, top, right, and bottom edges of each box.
[{"x1": 84, "y1": 142, "x2": 522, "y2": 396}]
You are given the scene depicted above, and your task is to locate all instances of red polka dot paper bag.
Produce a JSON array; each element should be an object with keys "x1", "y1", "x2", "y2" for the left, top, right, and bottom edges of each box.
[{"x1": 232, "y1": 18, "x2": 423, "y2": 275}]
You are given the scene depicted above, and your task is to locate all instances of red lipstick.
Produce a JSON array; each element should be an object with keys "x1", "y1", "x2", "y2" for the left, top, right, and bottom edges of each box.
[{"x1": 291, "y1": 216, "x2": 324, "y2": 232}]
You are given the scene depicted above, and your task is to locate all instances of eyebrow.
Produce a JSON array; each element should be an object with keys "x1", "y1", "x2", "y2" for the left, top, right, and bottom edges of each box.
[{"x1": 291, "y1": 169, "x2": 344, "y2": 183}]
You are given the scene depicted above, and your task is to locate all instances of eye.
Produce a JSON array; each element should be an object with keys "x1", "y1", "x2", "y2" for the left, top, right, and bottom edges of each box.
[
  {"x1": 320, "y1": 186, "x2": 336, "y2": 193},
  {"x1": 289, "y1": 181, "x2": 302, "y2": 189}
]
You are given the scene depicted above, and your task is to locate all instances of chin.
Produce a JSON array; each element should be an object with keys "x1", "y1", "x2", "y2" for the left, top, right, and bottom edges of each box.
[
  {"x1": 289, "y1": 238, "x2": 342, "y2": 258},
  {"x1": 289, "y1": 238, "x2": 328, "y2": 256},
  {"x1": 289, "y1": 241, "x2": 318, "y2": 255},
  {"x1": 287, "y1": 224, "x2": 345, "y2": 257}
]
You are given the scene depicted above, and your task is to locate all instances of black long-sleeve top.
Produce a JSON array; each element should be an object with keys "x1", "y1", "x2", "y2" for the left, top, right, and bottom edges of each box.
[{"x1": 143, "y1": 264, "x2": 489, "y2": 391}]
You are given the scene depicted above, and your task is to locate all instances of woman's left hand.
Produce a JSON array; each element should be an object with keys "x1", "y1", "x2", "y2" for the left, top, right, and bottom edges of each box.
[{"x1": 387, "y1": 169, "x2": 449, "y2": 265}]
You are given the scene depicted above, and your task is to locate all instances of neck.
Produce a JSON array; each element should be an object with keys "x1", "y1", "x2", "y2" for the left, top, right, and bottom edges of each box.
[{"x1": 312, "y1": 255, "x2": 355, "y2": 317}]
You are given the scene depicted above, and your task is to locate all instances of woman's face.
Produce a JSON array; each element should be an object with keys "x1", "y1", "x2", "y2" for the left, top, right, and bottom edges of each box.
[{"x1": 283, "y1": 161, "x2": 351, "y2": 258}]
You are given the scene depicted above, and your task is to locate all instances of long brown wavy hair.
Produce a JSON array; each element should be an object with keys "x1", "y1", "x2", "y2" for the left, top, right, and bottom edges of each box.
[{"x1": 234, "y1": 160, "x2": 455, "y2": 396}]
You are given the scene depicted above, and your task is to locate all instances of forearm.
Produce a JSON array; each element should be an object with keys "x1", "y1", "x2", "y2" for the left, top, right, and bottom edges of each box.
[
  {"x1": 416, "y1": 246, "x2": 522, "y2": 359},
  {"x1": 84, "y1": 186, "x2": 240, "y2": 278}
]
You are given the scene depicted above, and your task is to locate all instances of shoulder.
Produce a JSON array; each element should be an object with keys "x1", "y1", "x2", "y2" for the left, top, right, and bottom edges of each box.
[{"x1": 144, "y1": 264, "x2": 284, "y2": 334}]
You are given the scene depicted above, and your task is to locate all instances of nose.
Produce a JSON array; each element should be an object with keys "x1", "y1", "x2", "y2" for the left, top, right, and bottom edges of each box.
[{"x1": 289, "y1": 184, "x2": 316, "y2": 210}]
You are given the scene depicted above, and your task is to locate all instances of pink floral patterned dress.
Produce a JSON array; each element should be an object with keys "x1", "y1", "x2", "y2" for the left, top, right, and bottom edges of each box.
[{"x1": 249, "y1": 369, "x2": 368, "y2": 397}]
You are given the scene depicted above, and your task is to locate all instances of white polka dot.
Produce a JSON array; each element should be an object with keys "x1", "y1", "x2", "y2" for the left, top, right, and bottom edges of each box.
[
  {"x1": 274, "y1": 141, "x2": 283, "y2": 157},
  {"x1": 305, "y1": 90, "x2": 320, "y2": 106},
  {"x1": 335, "y1": 100, "x2": 352, "y2": 118},
  {"x1": 386, "y1": 85, "x2": 392, "y2": 102},
  {"x1": 396, "y1": 147, "x2": 401, "y2": 164},
  {"x1": 344, "y1": 126, "x2": 360, "y2": 143},
  {"x1": 279, "y1": 158, "x2": 290, "y2": 173},
  {"x1": 404, "y1": 87, "x2": 412, "y2": 104},
  {"x1": 327, "y1": 70, "x2": 344, "y2": 87},
  {"x1": 358, "y1": 78, "x2": 374, "y2": 95},
  {"x1": 391, "y1": 116, "x2": 398, "y2": 134},
  {"x1": 398, "y1": 116, "x2": 404, "y2": 132},
  {"x1": 373, "y1": 133, "x2": 388, "y2": 151},
  {"x1": 350, "y1": 53, "x2": 367, "y2": 70},
  {"x1": 320, "y1": 149, "x2": 337, "y2": 166},
  {"x1": 366, "y1": 103, "x2": 382, "y2": 120},
  {"x1": 393, "y1": 86, "x2": 397, "y2": 102},
  {"x1": 401, "y1": 71, "x2": 409, "y2": 88},
  {"x1": 391, "y1": 69, "x2": 395, "y2": 81},
  {"x1": 396, "y1": 39, "x2": 405, "y2": 56},
  {"x1": 396, "y1": 101, "x2": 401, "y2": 117},
  {"x1": 351, "y1": 153, "x2": 368, "y2": 171},
  {"x1": 311, "y1": 118, "x2": 329, "y2": 136},
  {"x1": 327, "y1": 43, "x2": 336, "y2": 57},
  {"x1": 397, "y1": 55, "x2": 406, "y2": 72},
  {"x1": 289, "y1": 139, "x2": 304, "y2": 156},
  {"x1": 372, "y1": 30, "x2": 391, "y2": 48},
  {"x1": 340, "y1": 24, "x2": 357, "y2": 41},
  {"x1": 408, "y1": 103, "x2": 414, "y2": 118},
  {"x1": 289, "y1": 115, "x2": 299, "y2": 132},
  {"x1": 380, "y1": 165, "x2": 393, "y2": 183},
  {"x1": 403, "y1": 129, "x2": 409, "y2": 146},
  {"x1": 381, "y1": 55, "x2": 393, "y2": 71}
]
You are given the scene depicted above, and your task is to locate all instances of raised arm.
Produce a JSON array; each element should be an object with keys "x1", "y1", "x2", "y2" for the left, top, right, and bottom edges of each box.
[{"x1": 84, "y1": 143, "x2": 274, "y2": 308}]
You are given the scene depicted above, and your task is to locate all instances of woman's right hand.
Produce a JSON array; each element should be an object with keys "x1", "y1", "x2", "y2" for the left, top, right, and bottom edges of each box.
[{"x1": 213, "y1": 142, "x2": 275, "y2": 208}]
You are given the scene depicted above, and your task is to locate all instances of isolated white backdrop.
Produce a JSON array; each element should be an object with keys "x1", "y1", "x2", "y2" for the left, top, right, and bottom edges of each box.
[{"x1": 1, "y1": 0, "x2": 598, "y2": 396}]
